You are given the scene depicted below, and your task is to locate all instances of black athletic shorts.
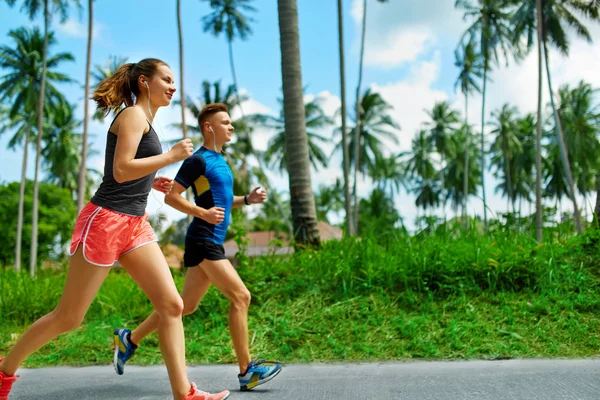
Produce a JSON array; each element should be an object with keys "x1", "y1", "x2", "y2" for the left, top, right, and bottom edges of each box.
[{"x1": 184, "y1": 237, "x2": 226, "y2": 267}]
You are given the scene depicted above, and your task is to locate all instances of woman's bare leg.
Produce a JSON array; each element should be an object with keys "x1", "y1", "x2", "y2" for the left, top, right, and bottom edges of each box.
[
  {"x1": 130, "y1": 266, "x2": 211, "y2": 345},
  {"x1": 118, "y1": 242, "x2": 191, "y2": 400},
  {"x1": 0, "y1": 248, "x2": 111, "y2": 376}
]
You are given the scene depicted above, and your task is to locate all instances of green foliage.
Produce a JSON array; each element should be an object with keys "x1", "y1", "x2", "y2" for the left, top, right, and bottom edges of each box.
[
  {"x1": 0, "y1": 181, "x2": 76, "y2": 267},
  {"x1": 2, "y1": 227, "x2": 600, "y2": 365}
]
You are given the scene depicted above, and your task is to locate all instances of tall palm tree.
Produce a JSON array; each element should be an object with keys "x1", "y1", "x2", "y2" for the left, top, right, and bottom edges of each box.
[
  {"x1": 337, "y1": 88, "x2": 400, "y2": 181},
  {"x1": 353, "y1": 0, "x2": 388, "y2": 235},
  {"x1": 336, "y1": 0, "x2": 352, "y2": 234},
  {"x1": 250, "y1": 97, "x2": 332, "y2": 173},
  {"x1": 176, "y1": 0, "x2": 191, "y2": 214},
  {"x1": 424, "y1": 100, "x2": 460, "y2": 213},
  {"x1": 77, "y1": 0, "x2": 92, "y2": 214},
  {"x1": 0, "y1": 26, "x2": 73, "y2": 272},
  {"x1": 512, "y1": 0, "x2": 600, "y2": 233},
  {"x1": 201, "y1": 0, "x2": 256, "y2": 121},
  {"x1": 456, "y1": 0, "x2": 517, "y2": 231},
  {"x1": 276, "y1": 0, "x2": 319, "y2": 246},
  {"x1": 6, "y1": 0, "x2": 81, "y2": 275},
  {"x1": 454, "y1": 40, "x2": 483, "y2": 220},
  {"x1": 91, "y1": 55, "x2": 128, "y2": 120}
]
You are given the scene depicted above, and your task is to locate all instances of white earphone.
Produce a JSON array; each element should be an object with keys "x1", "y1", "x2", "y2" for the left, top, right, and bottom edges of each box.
[{"x1": 208, "y1": 126, "x2": 217, "y2": 152}]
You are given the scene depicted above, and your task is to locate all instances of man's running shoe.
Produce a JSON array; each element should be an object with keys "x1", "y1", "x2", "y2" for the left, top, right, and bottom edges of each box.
[
  {"x1": 113, "y1": 328, "x2": 137, "y2": 375},
  {"x1": 238, "y1": 359, "x2": 282, "y2": 391}
]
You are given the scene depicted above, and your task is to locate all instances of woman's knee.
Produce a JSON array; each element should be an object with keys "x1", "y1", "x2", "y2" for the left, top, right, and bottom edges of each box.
[
  {"x1": 231, "y1": 288, "x2": 251, "y2": 309},
  {"x1": 182, "y1": 300, "x2": 199, "y2": 316},
  {"x1": 156, "y1": 296, "x2": 184, "y2": 319},
  {"x1": 51, "y1": 309, "x2": 84, "y2": 332}
]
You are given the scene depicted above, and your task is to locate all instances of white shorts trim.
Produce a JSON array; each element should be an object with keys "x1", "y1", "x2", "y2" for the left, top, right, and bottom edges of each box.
[
  {"x1": 68, "y1": 206, "x2": 115, "y2": 267},
  {"x1": 119, "y1": 239, "x2": 158, "y2": 257}
]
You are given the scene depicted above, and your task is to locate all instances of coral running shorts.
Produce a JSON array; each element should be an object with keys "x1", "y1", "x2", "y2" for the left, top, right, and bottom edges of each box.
[{"x1": 69, "y1": 202, "x2": 157, "y2": 267}]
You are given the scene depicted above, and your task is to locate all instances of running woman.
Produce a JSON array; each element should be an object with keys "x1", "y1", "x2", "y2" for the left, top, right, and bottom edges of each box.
[
  {"x1": 113, "y1": 103, "x2": 282, "y2": 391},
  {"x1": 0, "y1": 59, "x2": 229, "y2": 400}
]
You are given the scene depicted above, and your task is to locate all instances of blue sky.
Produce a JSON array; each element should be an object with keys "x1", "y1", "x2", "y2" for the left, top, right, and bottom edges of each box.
[{"x1": 1, "y1": 0, "x2": 599, "y2": 228}]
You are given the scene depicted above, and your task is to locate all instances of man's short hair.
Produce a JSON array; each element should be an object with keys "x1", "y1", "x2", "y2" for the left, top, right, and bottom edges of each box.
[{"x1": 198, "y1": 103, "x2": 229, "y2": 134}]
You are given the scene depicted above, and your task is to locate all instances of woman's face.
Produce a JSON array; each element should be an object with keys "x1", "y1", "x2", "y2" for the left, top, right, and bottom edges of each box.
[{"x1": 144, "y1": 64, "x2": 176, "y2": 108}]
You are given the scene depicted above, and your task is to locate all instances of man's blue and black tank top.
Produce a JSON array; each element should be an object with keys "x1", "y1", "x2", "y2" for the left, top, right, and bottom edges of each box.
[{"x1": 175, "y1": 147, "x2": 234, "y2": 245}]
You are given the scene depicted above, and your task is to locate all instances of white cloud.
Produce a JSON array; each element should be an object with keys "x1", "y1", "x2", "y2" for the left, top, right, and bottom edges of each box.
[
  {"x1": 372, "y1": 51, "x2": 447, "y2": 152},
  {"x1": 56, "y1": 18, "x2": 104, "y2": 40},
  {"x1": 350, "y1": 0, "x2": 464, "y2": 69}
]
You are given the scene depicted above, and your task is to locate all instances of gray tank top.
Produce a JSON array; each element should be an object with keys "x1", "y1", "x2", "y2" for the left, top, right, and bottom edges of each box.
[{"x1": 91, "y1": 109, "x2": 163, "y2": 216}]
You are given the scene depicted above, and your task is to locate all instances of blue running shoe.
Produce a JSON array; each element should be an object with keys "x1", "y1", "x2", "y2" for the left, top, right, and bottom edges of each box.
[
  {"x1": 113, "y1": 328, "x2": 137, "y2": 375},
  {"x1": 238, "y1": 360, "x2": 282, "y2": 391}
]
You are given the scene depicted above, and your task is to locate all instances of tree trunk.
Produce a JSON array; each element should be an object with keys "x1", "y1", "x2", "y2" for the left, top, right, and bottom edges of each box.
[
  {"x1": 594, "y1": 170, "x2": 600, "y2": 226},
  {"x1": 176, "y1": 0, "x2": 192, "y2": 224},
  {"x1": 463, "y1": 94, "x2": 469, "y2": 227},
  {"x1": 30, "y1": 1, "x2": 49, "y2": 276},
  {"x1": 15, "y1": 128, "x2": 30, "y2": 272},
  {"x1": 353, "y1": 0, "x2": 367, "y2": 236},
  {"x1": 502, "y1": 136, "x2": 514, "y2": 212},
  {"x1": 277, "y1": 0, "x2": 320, "y2": 246},
  {"x1": 481, "y1": 48, "x2": 488, "y2": 231},
  {"x1": 77, "y1": 0, "x2": 93, "y2": 214},
  {"x1": 543, "y1": 43, "x2": 582, "y2": 234},
  {"x1": 535, "y1": 0, "x2": 543, "y2": 241},
  {"x1": 336, "y1": 0, "x2": 353, "y2": 235}
]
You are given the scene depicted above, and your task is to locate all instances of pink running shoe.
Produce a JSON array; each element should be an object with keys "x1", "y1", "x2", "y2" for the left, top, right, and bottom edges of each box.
[
  {"x1": 184, "y1": 383, "x2": 230, "y2": 400},
  {"x1": 0, "y1": 358, "x2": 18, "y2": 400}
]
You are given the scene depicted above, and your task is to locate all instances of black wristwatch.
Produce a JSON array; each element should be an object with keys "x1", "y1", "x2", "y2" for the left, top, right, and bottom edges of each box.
[{"x1": 244, "y1": 195, "x2": 250, "y2": 205}]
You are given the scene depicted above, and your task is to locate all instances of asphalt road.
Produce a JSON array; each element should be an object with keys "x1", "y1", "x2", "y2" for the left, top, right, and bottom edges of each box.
[{"x1": 8, "y1": 359, "x2": 600, "y2": 399}]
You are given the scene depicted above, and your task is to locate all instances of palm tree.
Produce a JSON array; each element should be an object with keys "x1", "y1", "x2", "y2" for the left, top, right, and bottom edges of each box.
[
  {"x1": 489, "y1": 104, "x2": 522, "y2": 212},
  {"x1": 91, "y1": 55, "x2": 128, "y2": 120},
  {"x1": 353, "y1": 0, "x2": 388, "y2": 235},
  {"x1": 515, "y1": 113, "x2": 536, "y2": 214},
  {"x1": 456, "y1": 0, "x2": 517, "y2": 231},
  {"x1": 424, "y1": 101, "x2": 460, "y2": 214},
  {"x1": 404, "y1": 129, "x2": 437, "y2": 183},
  {"x1": 5, "y1": 0, "x2": 81, "y2": 275},
  {"x1": 43, "y1": 100, "x2": 99, "y2": 196},
  {"x1": 0, "y1": 26, "x2": 73, "y2": 272},
  {"x1": 250, "y1": 97, "x2": 332, "y2": 173},
  {"x1": 0, "y1": 110, "x2": 34, "y2": 272},
  {"x1": 337, "y1": 88, "x2": 400, "y2": 183},
  {"x1": 314, "y1": 179, "x2": 345, "y2": 223},
  {"x1": 445, "y1": 124, "x2": 482, "y2": 217},
  {"x1": 77, "y1": 0, "x2": 93, "y2": 214},
  {"x1": 512, "y1": 0, "x2": 600, "y2": 233},
  {"x1": 201, "y1": 0, "x2": 256, "y2": 120},
  {"x1": 369, "y1": 153, "x2": 407, "y2": 201},
  {"x1": 454, "y1": 40, "x2": 483, "y2": 220},
  {"x1": 336, "y1": 0, "x2": 352, "y2": 234},
  {"x1": 276, "y1": 0, "x2": 319, "y2": 246},
  {"x1": 557, "y1": 81, "x2": 600, "y2": 218}
]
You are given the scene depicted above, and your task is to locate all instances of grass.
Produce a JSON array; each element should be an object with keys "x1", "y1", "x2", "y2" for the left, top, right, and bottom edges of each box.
[{"x1": 2, "y1": 223, "x2": 600, "y2": 367}]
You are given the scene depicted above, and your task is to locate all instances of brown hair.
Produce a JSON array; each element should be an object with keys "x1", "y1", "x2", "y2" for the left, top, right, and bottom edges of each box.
[
  {"x1": 198, "y1": 103, "x2": 229, "y2": 135},
  {"x1": 92, "y1": 58, "x2": 169, "y2": 117}
]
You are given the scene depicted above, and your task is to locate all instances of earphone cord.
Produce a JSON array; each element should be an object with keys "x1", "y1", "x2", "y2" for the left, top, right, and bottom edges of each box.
[{"x1": 145, "y1": 83, "x2": 171, "y2": 232}]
